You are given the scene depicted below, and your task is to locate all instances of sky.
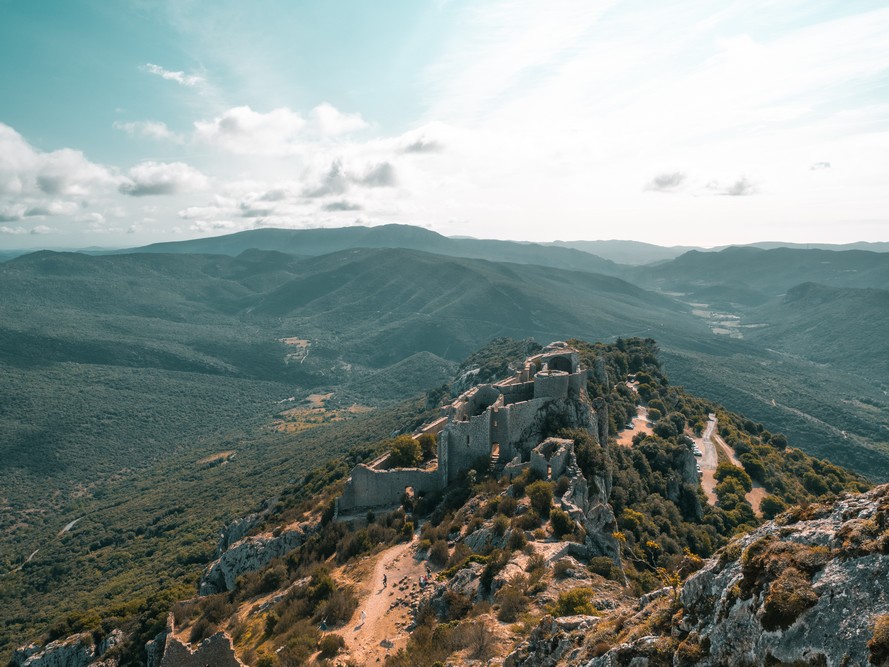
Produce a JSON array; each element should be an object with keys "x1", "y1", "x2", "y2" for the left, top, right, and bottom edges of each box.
[{"x1": 0, "y1": 0, "x2": 887, "y2": 249}]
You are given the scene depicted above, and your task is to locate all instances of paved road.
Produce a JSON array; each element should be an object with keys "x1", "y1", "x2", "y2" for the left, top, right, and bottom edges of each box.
[{"x1": 700, "y1": 414, "x2": 718, "y2": 470}]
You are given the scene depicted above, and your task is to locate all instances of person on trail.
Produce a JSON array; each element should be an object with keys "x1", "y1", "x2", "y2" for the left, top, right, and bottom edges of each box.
[
  {"x1": 383, "y1": 574, "x2": 387, "y2": 587},
  {"x1": 319, "y1": 617, "x2": 328, "y2": 631},
  {"x1": 425, "y1": 564, "x2": 431, "y2": 577},
  {"x1": 360, "y1": 610, "x2": 367, "y2": 625}
]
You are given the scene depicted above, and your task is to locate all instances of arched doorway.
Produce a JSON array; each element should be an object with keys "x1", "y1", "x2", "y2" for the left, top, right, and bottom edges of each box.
[{"x1": 548, "y1": 356, "x2": 572, "y2": 373}]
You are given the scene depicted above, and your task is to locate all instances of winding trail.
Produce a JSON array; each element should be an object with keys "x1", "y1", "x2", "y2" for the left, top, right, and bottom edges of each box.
[{"x1": 333, "y1": 535, "x2": 429, "y2": 664}]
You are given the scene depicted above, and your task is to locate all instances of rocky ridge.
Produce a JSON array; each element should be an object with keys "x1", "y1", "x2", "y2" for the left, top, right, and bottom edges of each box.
[
  {"x1": 198, "y1": 521, "x2": 315, "y2": 594},
  {"x1": 512, "y1": 484, "x2": 889, "y2": 667}
]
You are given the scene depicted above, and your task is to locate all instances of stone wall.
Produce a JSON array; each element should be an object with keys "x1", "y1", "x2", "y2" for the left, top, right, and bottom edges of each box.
[
  {"x1": 533, "y1": 370, "x2": 570, "y2": 400},
  {"x1": 497, "y1": 380, "x2": 535, "y2": 405},
  {"x1": 530, "y1": 437, "x2": 574, "y2": 480},
  {"x1": 443, "y1": 410, "x2": 494, "y2": 480},
  {"x1": 147, "y1": 614, "x2": 245, "y2": 667},
  {"x1": 158, "y1": 633, "x2": 244, "y2": 667},
  {"x1": 337, "y1": 462, "x2": 441, "y2": 513}
]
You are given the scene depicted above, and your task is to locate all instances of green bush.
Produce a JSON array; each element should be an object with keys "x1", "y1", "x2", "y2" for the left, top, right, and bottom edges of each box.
[
  {"x1": 526, "y1": 481, "x2": 554, "y2": 517},
  {"x1": 550, "y1": 507, "x2": 576, "y2": 538},
  {"x1": 389, "y1": 435, "x2": 422, "y2": 468},
  {"x1": 551, "y1": 587, "x2": 596, "y2": 617}
]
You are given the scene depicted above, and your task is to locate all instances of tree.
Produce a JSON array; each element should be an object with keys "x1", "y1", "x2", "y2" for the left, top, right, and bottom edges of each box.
[
  {"x1": 526, "y1": 481, "x2": 554, "y2": 517},
  {"x1": 760, "y1": 495, "x2": 787, "y2": 519},
  {"x1": 715, "y1": 462, "x2": 752, "y2": 493},
  {"x1": 417, "y1": 433, "x2": 438, "y2": 459},
  {"x1": 389, "y1": 435, "x2": 422, "y2": 468}
]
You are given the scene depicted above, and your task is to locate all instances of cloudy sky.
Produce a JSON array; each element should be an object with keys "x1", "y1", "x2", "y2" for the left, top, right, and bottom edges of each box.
[{"x1": 1, "y1": 0, "x2": 887, "y2": 249}]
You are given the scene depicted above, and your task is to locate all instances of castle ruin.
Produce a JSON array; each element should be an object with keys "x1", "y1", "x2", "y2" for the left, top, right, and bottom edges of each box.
[{"x1": 337, "y1": 342, "x2": 597, "y2": 514}]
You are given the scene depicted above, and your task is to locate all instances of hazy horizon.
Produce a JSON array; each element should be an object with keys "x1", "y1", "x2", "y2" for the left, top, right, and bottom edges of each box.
[{"x1": 1, "y1": 1, "x2": 887, "y2": 250}]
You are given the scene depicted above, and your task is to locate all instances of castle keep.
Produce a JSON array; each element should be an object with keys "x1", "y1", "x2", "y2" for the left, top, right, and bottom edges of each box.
[{"x1": 337, "y1": 342, "x2": 595, "y2": 514}]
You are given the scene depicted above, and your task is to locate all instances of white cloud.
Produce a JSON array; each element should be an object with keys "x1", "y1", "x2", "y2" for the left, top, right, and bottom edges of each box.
[
  {"x1": 303, "y1": 160, "x2": 350, "y2": 198},
  {"x1": 142, "y1": 63, "x2": 204, "y2": 87},
  {"x1": 0, "y1": 123, "x2": 115, "y2": 199},
  {"x1": 119, "y1": 161, "x2": 208, "y2": 197},
  {"x1": 707, "y1": 176, "x2": 758, "y2": 197},
  {"x1": 645, "y1": 171, "x2": 686, "y2": 192},
  {"x1": 113, "y1": 120, "x2": 180, "y2": 142},
  {"x1": 0, "y1": 225, "x2": 28, "y2": 234},
  {"x1": 194, "y1": 106, "x2": 307, "y2": 155},
  {"x1": 75, "y1": 212, "x2": 106, "y2": 224},
  {"x1": 311, "y1": 103, "x2": 368, "y2": 136}
]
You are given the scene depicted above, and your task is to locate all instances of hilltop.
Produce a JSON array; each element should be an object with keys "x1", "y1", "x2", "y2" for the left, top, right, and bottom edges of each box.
[{"x1": 8, "y1": 337, "x2": 873, "y2": 667}]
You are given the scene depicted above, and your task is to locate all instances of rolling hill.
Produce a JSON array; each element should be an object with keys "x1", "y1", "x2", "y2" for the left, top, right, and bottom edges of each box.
[
  {"x1": 630, "y1": 246, "x2": 889, "y2": 303},
  {"x1": 124, "y1": 224, "x2": 624, "y2": 276}
]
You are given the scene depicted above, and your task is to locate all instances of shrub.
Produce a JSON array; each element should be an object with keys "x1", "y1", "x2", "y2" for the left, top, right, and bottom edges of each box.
[
  {"x1": 442, "y1": 589, "x2": 472, "y2": 621},
  {"x1": 868, "y1": 614, "x2": 889, "y2": 666},
  {"x1": 525, "y1": 552, "x2": 545, "y2": 573},
  {"x1": 316, "y1": 587, "x2": 357, "y2": 625},
  {"x1": 715, "y1": 462, "x2": 752, "y2": 493},
  {"x1": 550, "y1": 508, "x2": 576, "y2": 539},
  {"x1": 526, "y1": 481, "x2": 553, "y2": 516},
  {"x1": 318, "y1": 633, "x2": 345, "y2": 659},
  {"x1": 761, "y1": 568, "x2": 819, "y2": 631},
  {"x1": 495, "y1": 584, "x2": 527, "y2": 622},
  {"x1": 588, "y1": 556, "x2": 621, "y2": 582},
  {"x1": 507, "y1": 528, "x2": 527, "y2": 551},
  {"x1": 513, "y1": 510, "x2": 541, "y2": 531},
  {"x1": 498, "y1": 495, "x2": 517, "y2": 517},
  {"x1": 493, "y1": 514, "x2": 509, "y2": 537},
  {"x1": 461, "y1": 620, "x2": 495, "y2": 660},
  {"x1": 759, "y1": 495, "x2": 787, "y2": 520},
  {"x1": 553, "y1": 558, "x2": 572, "y2": 578},
  {"x1": 551, "y1": 587, "x2": 596, "y2": 617},
  {"x1": 429, "y1": 540, "x2": 450, "y2": 567}
]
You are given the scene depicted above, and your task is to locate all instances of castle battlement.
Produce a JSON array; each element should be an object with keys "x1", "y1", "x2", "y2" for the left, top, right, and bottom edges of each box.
[{"x1": 336, "y1": 342, "x2": 595, "y2": 514}]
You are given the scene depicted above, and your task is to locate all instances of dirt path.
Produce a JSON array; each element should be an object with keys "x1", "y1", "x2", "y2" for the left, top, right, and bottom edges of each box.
[{"x1": 333, "y1": 535, "x2": 430, "y2": 664}]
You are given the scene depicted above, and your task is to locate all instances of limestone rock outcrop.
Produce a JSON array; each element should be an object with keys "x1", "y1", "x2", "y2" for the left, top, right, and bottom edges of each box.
[
  {"x1": 145, "y1": 613, "x2": 245, "y2": 667},
  {"x1": 199, "y1": 521, "x2": 314, "y2": 594},
  {"x1": 585, "y1": 484, "x2": 889, "y2": 667},
  {"x1": 12, "y1": 630, "x2": 122, "y2": 667},
  {"x1": 504, "y1": 615, "x2": 595, "y2": 667}
]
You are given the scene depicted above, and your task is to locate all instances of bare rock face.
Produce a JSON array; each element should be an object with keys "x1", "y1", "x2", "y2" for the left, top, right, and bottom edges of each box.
[
  {"x1": 586, "y1": 484, "x2": 889, "y2": 667},
  {"x1": 504, "y1": 615, "x2": 595, "y2": 667},
  {"x1": 199, "y1": 521, "x2": 314, "y2": 594},
  {"x1": 145, "y1": 613, "x2": 245, "y2": 667},
  {"x1": 12, "y1": 630, "x2": 122, "y2": 667}
]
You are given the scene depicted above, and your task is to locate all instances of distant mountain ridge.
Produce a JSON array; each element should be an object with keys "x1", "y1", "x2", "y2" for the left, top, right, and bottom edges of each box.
[{"x1": 121, "y1": 224, "x2": 625, "y2": 276}]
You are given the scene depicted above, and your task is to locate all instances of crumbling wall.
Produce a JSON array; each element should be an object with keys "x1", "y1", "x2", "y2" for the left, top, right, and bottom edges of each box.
[
  {"x1": 338, "y1": 463, "x2": 441, "y2": 513},
  {"x1": 443, "y1": 411, "x2": 493, "y2": 479},
  {"x1": 530, "y1": 438, "x2": 574, "y2": 480},
  {"x1": 498, "y1": 380, "x2": 534, "y2": 405},
  {"x1": 533, "y1": 370, "x2": 570, "y2": 400},
  {"x1": 159, "y1": 633, "x2": 244, "y2": 667}
]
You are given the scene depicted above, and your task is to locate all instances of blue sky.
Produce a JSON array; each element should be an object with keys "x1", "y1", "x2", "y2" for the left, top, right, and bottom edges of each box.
[{"x1": 0, "y1": 0, "x2": 887, "y2": 248}]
